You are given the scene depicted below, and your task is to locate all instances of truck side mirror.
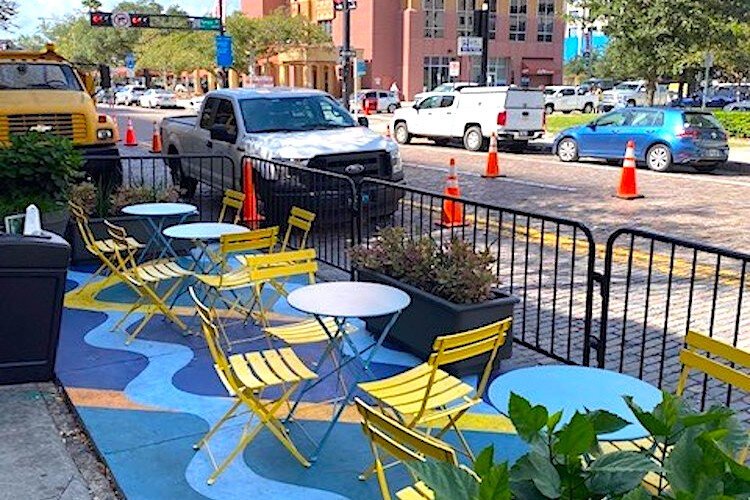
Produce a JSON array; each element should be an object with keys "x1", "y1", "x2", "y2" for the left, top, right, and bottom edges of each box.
[{"x1": 357, "y1": 116, "x2": 369, "y2": 127}]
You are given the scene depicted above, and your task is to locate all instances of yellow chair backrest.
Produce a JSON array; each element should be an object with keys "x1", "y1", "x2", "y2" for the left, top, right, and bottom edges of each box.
[
  {"x1": 189, "y1": 287, "x2": 239, "y2": 392},
  {"x1": 355, "y1": 398, "x2": 457, "y2": 500},
  {"x1": 244, "y1": 248, "x2": 318, "y2": 284},
  {"x1": 68, "y1": 201, "x2": 99, "y2": 253},
  {"x1": 219, "y1": 227, "x2": 279, "y2": 256},
  {"x1": 429, "y1": 317, "x2": 512, "y2": 397},
  {"x1": 677, "y1": 330, "x2": 750, "y2": 395},
  {"x1": 103, "y1": 220, "x2": 140, "y2": 283},
  {"x1": 218, "y1": 189, "x2": 246, "y2": 224},
  {"x1": 281, "y1": 206, "x2": 316, "y2": 251}
]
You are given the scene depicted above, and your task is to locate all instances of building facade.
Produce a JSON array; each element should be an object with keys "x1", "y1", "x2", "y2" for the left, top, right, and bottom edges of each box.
[
  {"x1": 241, "y1": 0, "x2": 565, "y2": 100},
  {"x1": 563, "y1": 0, "x2": 608, "y2": 62}
]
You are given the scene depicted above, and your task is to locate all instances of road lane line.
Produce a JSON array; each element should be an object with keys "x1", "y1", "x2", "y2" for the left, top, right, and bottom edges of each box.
[{"x1": 405, "y1": 163, "x2": 578, "y2": 192}]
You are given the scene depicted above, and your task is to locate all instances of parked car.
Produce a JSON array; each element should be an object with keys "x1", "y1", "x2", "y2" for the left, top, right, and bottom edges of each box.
[
  {"x1": 553, "y1": 107, "x2": 729, "y2": 172},
  {"x1": 543, "y1": 86, "x2": 596, "y2": 114},
  {"x1": 579, "y1": 78, "x2": 616, "y2": 93},
  {"x1": 114, "y1": 84, "x2": 146, "y2": 106},
  {"x1": 724, "y1": 100, "x2": 750, "y2": 111},
  {"x1": 600, "y1": 80, "x2": 671, "y2": 111},
  {"x1": 139, "y1": 88, "x2": 177, "y2": 108},
  {"x1": 350, "y1": 89, "x2": 400, "y2": 113},
  {"x1": 413, "y1": 81, "x2": 478, "y2": 102},
  {"x1": 392, "y1": 86, "x2": 545, "y2": 152},
  {"x1": 161, "y1": 88, "x2": 403, "y2": 218}
]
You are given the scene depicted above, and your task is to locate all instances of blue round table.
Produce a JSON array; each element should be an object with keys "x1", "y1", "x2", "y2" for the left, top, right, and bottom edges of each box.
[{"x1": 489, "y1": 365, "x2": 663, "y2": 441}]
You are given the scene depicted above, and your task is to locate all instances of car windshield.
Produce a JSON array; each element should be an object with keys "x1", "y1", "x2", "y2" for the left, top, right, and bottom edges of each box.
[
  {"x1": 684, "y1": 112, "x2": 723, "y2": 129},
  {"x1": 0, "y1": 63, "x2": 82, "y2": 90},
  {"x1": 432, "y1": 83, "x2": 453, "y2": 92},
  {"x1": 544, "y1": 88, "x2": 557, "y2": 95},
  {"x1": 240, "y1": 95, "x2": 356, "y2": 133},
  {"x1": 615, "y1": 83, "x2": 640, "y2": 91}
]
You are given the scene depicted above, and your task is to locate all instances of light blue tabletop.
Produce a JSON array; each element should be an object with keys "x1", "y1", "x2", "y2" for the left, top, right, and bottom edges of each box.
[
  {"x1": 287, "y1": 282, "x2": 411, "y2": 318},
  {"x1": 489, "y1": 365, "x2": 663, "y2": 441},
  {"x1": 162, "y1": 222, "x2": 248, "y2": 241},
  {"x1": 122, "y1": 202, "x2": 197, "y2": 217}
]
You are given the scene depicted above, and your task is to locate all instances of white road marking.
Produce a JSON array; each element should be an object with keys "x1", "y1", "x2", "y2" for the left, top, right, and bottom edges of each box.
[{"x1": 405, "y1": 163, "x2": 578, "y2": 192}]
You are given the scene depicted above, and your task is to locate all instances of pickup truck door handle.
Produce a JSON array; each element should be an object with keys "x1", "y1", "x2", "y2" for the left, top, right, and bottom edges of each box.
[{"x1": 206, "y1": 140, "x2": 213, "y2": 148}]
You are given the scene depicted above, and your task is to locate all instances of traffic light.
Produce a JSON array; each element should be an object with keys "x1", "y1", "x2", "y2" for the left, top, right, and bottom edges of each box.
[
  {"x1": 89, "y1": 12, "x2": 112, "y2": 27},
  {"x1": 130, "y1": 15, "x2": 150, "y2": 28}
]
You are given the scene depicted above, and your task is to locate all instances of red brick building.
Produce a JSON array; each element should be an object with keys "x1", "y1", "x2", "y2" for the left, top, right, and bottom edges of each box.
[{"x1": 241, "y1": 0, "x2": 564, "y2": 100}]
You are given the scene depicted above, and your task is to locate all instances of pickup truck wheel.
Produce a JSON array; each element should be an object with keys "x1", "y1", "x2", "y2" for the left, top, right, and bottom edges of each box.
[
  {"x1": 545, "y1": 104, "x2": 554, "y2": 115},
  {"x1": 583, "y1": 103, "x2": 594, "y2": 114},
  {"x1": 463, "y1": 126, "x2": 484, "y2": 151},
  {"x1": 167, "y1": 157, "x2": 198, "y2": 198},
  {"x1": 394, "y1": 122, "x2": 411, "y2": 144},
  {"x1": 646, "y1": 144, "x2": 672, "y2": 172},
  {"x1": 557, "y1": 138, "x2": 579, "y2": 162}
]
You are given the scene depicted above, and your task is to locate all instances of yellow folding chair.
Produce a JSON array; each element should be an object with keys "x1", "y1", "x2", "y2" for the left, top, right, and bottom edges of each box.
[
  {"x1": 104, "y1": 220, "x2": 193, "y2": 344},
  {"x1": 279, "y1": 206, "x2": 316, "y2": 251},
  {"x1": 358, "y1": 318, "x2": 512, "y2": 470},
  {"x1": 218, "y1": 189, "x2": 246, "y2": 224},
  {"x1": 355, "y1": 397, "x2": 468, "y2": 500},
  {"x1": 68, "y1": 201, "x2": 143, "y2": 291},
  {"x1": 189, "y1": 287, "x2": 317, "y2": 485}
]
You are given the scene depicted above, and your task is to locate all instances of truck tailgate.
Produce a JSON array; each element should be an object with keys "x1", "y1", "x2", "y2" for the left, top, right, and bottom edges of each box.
[{"x1": 504, "y1": 89, "x2": 545, "y2": 131}]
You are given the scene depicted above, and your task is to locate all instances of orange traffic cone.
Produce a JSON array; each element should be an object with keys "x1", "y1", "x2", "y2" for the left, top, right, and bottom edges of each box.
[
  {"x1": 482, "y1": 132, "x2": 504, "y2": 178},
  {"x1": 124, "y1": 118, "x2": 138, "y2": 147},
  {"x1": 616, "y1": 140, "x2": 644, "y2": 200},
  {"x1": 242, "y1": 158, "x2": 263, "y2": 228},
  {"x1": 384, "y1": 124, "x2": 391, "y2": 139},
  {"x1": 436, "y1": 158, "x2": 467, "y2": 228},
  {"x1": 150, "y1": 121, "x2": 162, "y2": 153}
]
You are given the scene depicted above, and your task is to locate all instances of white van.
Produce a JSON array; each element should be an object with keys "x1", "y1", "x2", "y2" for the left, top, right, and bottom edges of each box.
[{"x1": 392, "y1": 86, "x2": 545, "y2": 151}]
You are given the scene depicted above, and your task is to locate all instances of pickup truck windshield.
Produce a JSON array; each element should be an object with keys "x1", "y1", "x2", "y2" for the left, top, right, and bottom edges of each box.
[
  {"x1": 614, "y1": 83, "x2": 640, "y2": 91},
  {"x1": 0, "y1": 63, "x2": 82, "y2": 91},
  {"x1": 240, "y1": 95, "x2": 356, "y2": 133}
]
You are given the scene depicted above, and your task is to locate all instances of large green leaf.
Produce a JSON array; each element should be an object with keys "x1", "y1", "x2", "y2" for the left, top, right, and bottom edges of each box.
[
  {"x1": 554, "y1": 412, "x2": 596, "y2": 457},
  {"x1": 665, "y1": 427, "x2": 706, "y2": 491},
  {"x1": 587, "y1": 409, "x2": 631, "y2": 436},
  {"x1": 586, "y1": 451, "x2": 657, "y2": 495},
  {"x1": 407, "y1": 459, "x2": 479, "y2": 500},
  {"x1": 477, "y1": 462, "x2": 512, "y2": 500},
  {"x1": 509, "y1": 392, "x2": 548, "y2": 442},
  {"x1": 624, "y1": 395, "x2": 670, "y2": 437},
  {"x1": 621, "y1": 487, "x2": 653, "y2": 500},
  {"x1": 511, "y1": 452, "x2": 562, "y2": 498},
  {"x1": 474, "y1": 445, "x2": 495, "y2": 478}
]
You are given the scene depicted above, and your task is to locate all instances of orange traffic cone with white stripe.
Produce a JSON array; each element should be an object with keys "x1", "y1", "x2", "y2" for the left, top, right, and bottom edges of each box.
[
  {"x1": 436, "y1": 158, "x2": 467, "y2": 227},
  {"x1": 616, "y1": 140, "x2": 644, "y2": 200},
  {"x1": 242, "y1": 158, "x2": 263, "y2": 229},
  {"x1": 150, "y1": 121, "x2": 162, "y2": 153},
  {"x1": 124, "y1": 117, "x2": 138, "y2": 147},
  {"x1": 482, "y1": 132, "x2": 504, "y2": 178}
]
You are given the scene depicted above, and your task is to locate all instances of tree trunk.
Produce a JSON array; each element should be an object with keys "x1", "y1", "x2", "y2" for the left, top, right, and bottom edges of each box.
[{"x1": 646, "y1": 79, "x2": 657, "y2": 106}]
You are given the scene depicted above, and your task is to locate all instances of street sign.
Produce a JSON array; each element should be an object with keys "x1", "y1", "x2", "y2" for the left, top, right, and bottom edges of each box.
[
  {"x1": 112, "y1": 11, "x2": 131, "y2": 28},
  {"x1": 197, "y1": 17, "x2": 221, "y2": 30},
  {"x1": 449, "y1": 60, "x2": 460, "y2": 77},
  {"x1": 356, "y1": 60, "x2": 366, "y2": 76},
  {"x1": 124, "y1": 53, "x2": 136, "y2": 70},
  {"x1": 339, "y1": 48, "x2": 356, "y2": 58},
  {"x1": 215, "y1": 35, "x2": 233, "y2": 68},
  {"x1": 333, "y1": 0, "x2": 357, "y2": 11},
  {"x1": 457, "y1": 36, "x2": 482, "y2": 56}
]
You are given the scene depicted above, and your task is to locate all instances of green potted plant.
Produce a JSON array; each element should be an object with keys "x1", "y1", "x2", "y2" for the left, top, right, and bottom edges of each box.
[
  {"x1": 351, "y1": 227, "x2": 519, "y2": 376},
  {"x1": 0, "y1": 132, "x2": 82, "y2": 235}
]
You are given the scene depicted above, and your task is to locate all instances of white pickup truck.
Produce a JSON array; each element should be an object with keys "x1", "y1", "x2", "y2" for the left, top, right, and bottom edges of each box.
[
  {"x1": 543, "y1": 85, "x2": 596, "y2": 114},
  {"x1": 392, "y1": 86, "x2": 545, "y2": 152},
  {"x1": 161, "y1": 88, "x2": 403, "y2": 217},
  {"x1": 600, "y1": 80, "x2": 672, "y2": 111}
]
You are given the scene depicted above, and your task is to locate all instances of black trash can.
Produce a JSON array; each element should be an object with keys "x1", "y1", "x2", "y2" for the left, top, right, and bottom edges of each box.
[{"x1": 0, "y1": 232, "x2": 70, "y2": 384}]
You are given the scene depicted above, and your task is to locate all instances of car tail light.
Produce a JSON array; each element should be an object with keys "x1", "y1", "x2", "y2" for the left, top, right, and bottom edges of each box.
[
  {"x1": 497, "y1": 111, "x2": 507, "y2": 126},
  {"x1": 677, "y1": 128, "x2": 700, "y2": 139}
]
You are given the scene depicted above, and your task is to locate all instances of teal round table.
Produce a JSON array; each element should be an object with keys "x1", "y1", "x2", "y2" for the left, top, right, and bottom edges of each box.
[{"x1": 489, "y1": 365, "x2": 663, "y2": 441}]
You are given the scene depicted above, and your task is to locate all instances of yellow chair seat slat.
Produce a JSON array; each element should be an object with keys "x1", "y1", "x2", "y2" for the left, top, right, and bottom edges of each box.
[
  {"x1": 93, "y1": 237, "x2": 143, "y2": 253},
  {"x1": 277, "y1": 348, "x2": 317, "y2": 380},
  {"x1": 386, "y1": 379, "x2": 475, "y2": 417},
  {"x1": 679, "y1": 349, "x2": 750, "y2": 392},
  {"x1": 264, "y1": 318, "x2": 342, "y2": 344},
  {"x1": 360, "y1": 366, "x2": 453, "y2": 401},
  {"x1": 196, "y1": 270, "x2": 253, "y2": 290},
  {"x1": 228, "y1": 354, "x2": 265, "y2": 390},
  {"x1": 262, "y1": 349, "x2": 305, "y2": 383},
  {"x1": 416, "y1": 400, "x2": 479, "y2": 424},
  {"x1": 358, "y1": 364, "x2": 435, "y2": 393},
  {"x1": 245, "y1": 351, "x2": 285, "y2": 386},
  {"x1": 396, "y1": 482, "x2": 435, "y2": 500}
]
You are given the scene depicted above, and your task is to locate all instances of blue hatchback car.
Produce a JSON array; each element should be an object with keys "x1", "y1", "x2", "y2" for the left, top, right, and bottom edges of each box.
[{"x1": 553, "y1": 108, "x2": 729, "y2": 172}]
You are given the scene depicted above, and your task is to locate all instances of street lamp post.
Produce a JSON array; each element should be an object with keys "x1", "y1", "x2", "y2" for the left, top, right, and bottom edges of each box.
[
  {"x1": 342, "y1": 0, "x2": 353, "y2": 108},
  {"x1": 479, "y1": 2, "x2": 490, "y2": 86},
  {"x1": 218, "y1": 0, "x2": 226, "y2": 89}
]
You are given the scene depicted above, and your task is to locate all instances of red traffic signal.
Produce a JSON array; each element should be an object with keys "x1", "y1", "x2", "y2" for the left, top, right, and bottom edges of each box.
[
  {"x1": 130, "y1": 15, "x2": 150, "y2": 28},
  {"x1": 89, "y1": 12, "x2": 113, "y2": 27}
]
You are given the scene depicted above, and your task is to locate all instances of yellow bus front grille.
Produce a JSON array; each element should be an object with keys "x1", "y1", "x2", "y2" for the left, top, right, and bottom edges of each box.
[{"x1": 0, "y1": 113, "x2": 88, "y2": 143}]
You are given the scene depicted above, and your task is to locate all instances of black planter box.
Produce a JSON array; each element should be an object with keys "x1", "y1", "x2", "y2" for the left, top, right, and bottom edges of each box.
[{"x1": 356, "y1": 268, "x2": 519, "y2": 377}]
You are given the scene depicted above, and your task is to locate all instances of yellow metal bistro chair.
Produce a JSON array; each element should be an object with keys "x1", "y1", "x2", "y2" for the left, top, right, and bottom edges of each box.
[
  {"x1": 218, "y1": 189, "x2": 246, "y2": 224},
  {"x1": 355, "y1": 398, "x2": 465, "y2": 500},
  {"x1": 189, "y1": 287, "x2": 317, "y2": 485},
  {"x1": 358, "y1": 318, "x2": 513, "y2": 469},
  {"x1": 105, "y1": 220, "x2": 193, "y2": 344},
  {"x1": 68, "y1": 201, "x2": 143, "y2": 291},
  {"x1": 279, "y1": 206, "x2": 316, "y2": 252}
]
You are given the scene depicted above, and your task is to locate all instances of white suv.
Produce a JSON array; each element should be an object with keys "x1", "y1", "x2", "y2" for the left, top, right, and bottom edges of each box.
[{"x1": 350, "y1": 89, "x2": 400, "y2": 113}]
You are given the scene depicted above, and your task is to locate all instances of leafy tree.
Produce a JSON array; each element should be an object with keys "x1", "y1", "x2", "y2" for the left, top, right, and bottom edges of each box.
[
  {"x1": 0, "y1": 0, "x2": 16, "y2": 29},
  {"x1": 583, "y1": 0, "x2": 750, "y2": 104},
  {"x1": 81, "y1": 0, "x2": 102, "y2": 11},
  {"x1": 14, "y1": 34, "x2": 47, "y2": 51},
  {"x1": 134, "y1": 31, "x2": 213, "y2": 78}
]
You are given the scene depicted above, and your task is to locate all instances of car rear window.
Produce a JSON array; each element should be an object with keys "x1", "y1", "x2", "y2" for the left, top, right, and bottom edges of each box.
[{"x1": 683, "y1": 112, "x2": 722, "y2": 129}]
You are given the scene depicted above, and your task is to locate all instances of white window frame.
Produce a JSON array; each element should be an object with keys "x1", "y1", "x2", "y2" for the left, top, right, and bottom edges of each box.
[{"x1": 424, "y1": 0, "x2": 445, "y2": 38}]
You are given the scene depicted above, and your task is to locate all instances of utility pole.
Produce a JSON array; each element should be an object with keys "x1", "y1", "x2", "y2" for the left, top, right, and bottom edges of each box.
[
  {"x1": 479, "y1": 2, "x2": 490, "y2": 86},
  {"x1": 342, "y1": 0, "x2": 353, "y2": 107},
  {"x1": 218, "y1": 0, "x2": 226, "y2": 89}
]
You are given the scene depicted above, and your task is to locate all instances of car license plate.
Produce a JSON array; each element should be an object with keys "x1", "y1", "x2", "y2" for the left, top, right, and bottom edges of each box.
[
  {"x1": 705, "y1": 149, "x2": 722, "y2": 158},
  {"x1": 518, "y1": 131, "x2": 530, "y2": 137}
]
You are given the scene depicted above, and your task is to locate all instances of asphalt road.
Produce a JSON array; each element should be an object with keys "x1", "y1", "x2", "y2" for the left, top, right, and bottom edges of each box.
[{"x1": 100, "y1": 105, "x2": 750, "y2": 253}]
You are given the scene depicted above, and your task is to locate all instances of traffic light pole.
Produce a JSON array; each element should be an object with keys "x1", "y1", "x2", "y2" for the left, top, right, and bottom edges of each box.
[
  {"x1": 479, "y1": 2, "x2": 490, "y2": 86},
  {"x1": 342, "y1": 1, "x2": 353, "y2": 109}
]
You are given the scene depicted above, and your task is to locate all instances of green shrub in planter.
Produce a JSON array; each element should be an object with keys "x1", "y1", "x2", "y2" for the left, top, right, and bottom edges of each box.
[
  {"x1": 714, "y1": 111, "x2": 750, "y2": 139},
  {"x1": 0, "y1": 132, "x2": 82, "y2": 218}
]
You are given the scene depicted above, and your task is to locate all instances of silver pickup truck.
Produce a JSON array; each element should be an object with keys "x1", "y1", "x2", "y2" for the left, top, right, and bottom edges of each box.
[{"x1": 161, "y1": 88, "x2": 403, "y2": 198}]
